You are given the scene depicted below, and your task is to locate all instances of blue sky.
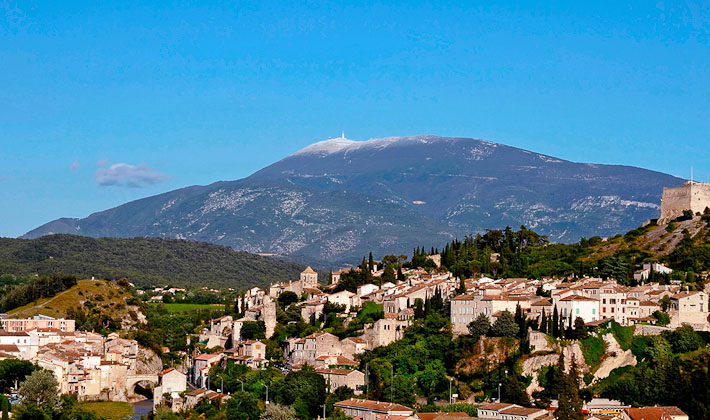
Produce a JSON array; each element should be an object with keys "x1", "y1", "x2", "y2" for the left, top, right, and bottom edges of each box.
[{"x1": 1, "y1": 1, "x2": 709, "y2": 237}]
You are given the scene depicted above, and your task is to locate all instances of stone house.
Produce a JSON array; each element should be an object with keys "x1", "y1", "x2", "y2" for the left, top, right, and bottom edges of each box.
[
  {"x1": 192, "y1": 352, "x2": 223, "y2": 388},
  {"x1": 669, "y1": 291, "x2": 708, "y2": 328},
  {"x1": 316, "y1": 368, "x2": 365, "y2": 394},
  {"x1": 154, "y1": 369, "x2": 187, "y2": 412},
  {"x1": 362, "y1": 315, "x2": 410, "y2": 349}
]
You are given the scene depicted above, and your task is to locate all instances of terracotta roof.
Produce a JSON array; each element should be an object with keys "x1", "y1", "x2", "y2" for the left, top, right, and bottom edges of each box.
[
  {"x1": 302, "y1": 266, "x2": 317, "y2": 274},
  {"x1": 671, "y1": 291, "x2": 702, "y2": 299},
  {"x1": 0, "y1": 344, "x2": 20, "y2": 352},
  {"x1": 501, "y1": 406, "x2": 545, "y2": 416},
  {"x1": 334, "y1": 399, "x2": 413, "y2": 413},
  {"x1": 624, "y1": 407, "x2": 677, "y2": 420},
  {"x1": 315, "y1": 368, "x2": 360, "y2": 375},
  {"x1": 560, "y1": 295, "x2": 598, "y2": 302},
  {"x1": 478, "y1": 403, "x2": 515, "y2": 411},
  {"x1": 416, "y1": 412, "x2": 468, "y2": 420}
]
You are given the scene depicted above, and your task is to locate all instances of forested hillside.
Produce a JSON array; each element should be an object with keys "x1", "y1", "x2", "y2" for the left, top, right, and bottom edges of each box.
[
  {"x1": 438, "y1": 214, "x2": 710, "y2": 285},
  {"x1": 0, "y1": 235, "x2": 306, "y2": 289}
]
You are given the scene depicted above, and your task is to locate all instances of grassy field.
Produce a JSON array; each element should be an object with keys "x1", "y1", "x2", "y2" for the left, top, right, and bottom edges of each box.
[
  {"x1": 8, "y1": 279, "x2": 129, "y2": 319},
  {"x1": 78, "y1": 401, "x2": 134, "y2": 420},
  {"x1": 148, "y1": 302, "x2": 224, "y2": 312}
]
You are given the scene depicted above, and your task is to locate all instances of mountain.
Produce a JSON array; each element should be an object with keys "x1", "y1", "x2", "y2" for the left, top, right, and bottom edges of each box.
[
  {"x1": 0, "y1": 234, "x2": 306, "y2": 289},
  {"x1": 22, "y1": 135, "x2": 684, "y2": 265}
]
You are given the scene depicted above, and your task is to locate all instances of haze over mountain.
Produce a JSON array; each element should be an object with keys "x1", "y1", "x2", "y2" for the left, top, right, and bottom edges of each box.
[{"x1": 23, "y1": 136, "x2": 683, "y2": 265}]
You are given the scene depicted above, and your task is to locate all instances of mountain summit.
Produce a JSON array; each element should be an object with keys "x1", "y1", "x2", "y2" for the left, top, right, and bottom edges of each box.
[{"x1": 22, "y1": 135, "x2": 682, "y2": 264}]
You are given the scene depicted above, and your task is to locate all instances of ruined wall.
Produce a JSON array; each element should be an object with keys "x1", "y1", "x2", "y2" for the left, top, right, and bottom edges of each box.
[{"x1": 660, "y1": 181, "x2": 710, "y2": 222}]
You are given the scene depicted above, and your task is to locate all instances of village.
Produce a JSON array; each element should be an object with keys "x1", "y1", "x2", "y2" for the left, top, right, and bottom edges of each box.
[{"x1": 2, "y1": 248, "x2": 705, "y2": 420}]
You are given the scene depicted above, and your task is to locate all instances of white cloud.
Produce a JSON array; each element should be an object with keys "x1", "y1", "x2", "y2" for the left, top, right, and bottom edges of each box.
[
  {"x1": 70, "y1": 160, "x2": 80, "y2": 172},
  {"x1": 94, "y1": 163, "x2": 171, "y2": 187},
  {"x1": 95, "y1": 158, "x2": 111, "y2": 166}
]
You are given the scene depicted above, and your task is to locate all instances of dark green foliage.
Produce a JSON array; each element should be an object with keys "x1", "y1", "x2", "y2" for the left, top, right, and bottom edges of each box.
[
  {"x1": 572, "y1": 317, "x2": 588, "y2": 340},
  {"x1": 277, "y1": 291, "x2": 299, "y2": 308},
  {"x1": 0, "y1": 235, "x2": 305, "y2": 290},
  {"x1": 467, "y1": 313, "x2": 490, "y2": 336},
  {"x1": 580, "y1": 336, "x2": 606, "y2": 369},
  {"x1": 556, "y1": 356, "x2": 584, "y2": 420},
  {"x1": 0, "y1": 273, "x2": 76, "y2": 312},
  {"x1": 225, "y1": 391, "x2": 261, "y2": 420},
  {"x1": 0, "y1": 359, "x2": 38, "y2": 393},
  {"x1": 282, "y1": 366, "x2": 326, "y2": 419},
  {"x1": 241, "y1": 321, "x2": 267, "y2": 340},
  {"x1": 490, "y1": 311, "x2": 519, "y2": 337},
  {"x1": 651, "y1": 310, "x2": 670, "y2": 326},
  {"x1": 502, "y1": 369, "x2": 530, "y2": 406},
  {"x1": 668, "y1": 325, "x2": 704, "y2": 353},
  {"x1": 610, "y1": 322, "x2": 634, "y2": 351},
  {"x1": 1, "y1": 395, "x2": 9, "y2": 420}
]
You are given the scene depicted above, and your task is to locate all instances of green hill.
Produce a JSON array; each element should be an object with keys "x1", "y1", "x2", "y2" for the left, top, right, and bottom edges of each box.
[{"x1": 0, "y1": 234, "x2": 306, "y2": 289}]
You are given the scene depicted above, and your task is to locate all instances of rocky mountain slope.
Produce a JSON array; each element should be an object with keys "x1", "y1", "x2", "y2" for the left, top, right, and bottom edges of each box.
[{"x1": 22, "y1": 136, "x2": 683, "y2": 265}]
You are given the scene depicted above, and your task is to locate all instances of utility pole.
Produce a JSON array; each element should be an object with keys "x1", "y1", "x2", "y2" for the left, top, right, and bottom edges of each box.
[
  {"x1": 449, "y1": 378, "x2": 453, "y2": 405},
  {"x1": 236, "y1": 378, "x2": 244, "y2": 392},
  {"x1": 365, "y1": 363, "x2": 369, "y2": 397},
  {"x1": 498, "y1": 383, "x2": 502, "y2": 402}
]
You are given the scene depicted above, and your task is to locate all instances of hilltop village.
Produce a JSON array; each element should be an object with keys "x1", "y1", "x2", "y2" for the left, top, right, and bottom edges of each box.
[
  {"x1": 2, "y1": 254, "x2": 707, "y2": 420},
  {"x1": 2, "y1": 185, "x2": 710, "y2": 420}
]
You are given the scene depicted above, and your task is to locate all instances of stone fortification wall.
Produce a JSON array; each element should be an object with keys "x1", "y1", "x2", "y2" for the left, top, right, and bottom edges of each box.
[{"x1": 660, "y1": 181, "x2": 710, "y2": 223}]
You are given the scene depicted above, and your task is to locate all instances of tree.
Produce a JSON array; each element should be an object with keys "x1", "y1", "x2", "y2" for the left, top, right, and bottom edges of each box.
[
  {"x1": 572, "y1": 317, "x2": 588, "y2": 340},
  {"x1": 278, "y1": 291, "x2": 299, "y2": 308},
  {"x1": 651, "y1": 311, "x2": 670, "y2": 326},
  {"x1": 669, "y1": 325, "x2": 703, "y2": 353},
  {"x1": 1, "y1": 395, "x2": 9, "y2": 420},
  {"x1": 490, "y1": 311, "x2": 519, "y2": 337},
  {"x1": 19, "y1": 370, "x2": 58, "y2": 407},
  {"x1": 502, "y1": 373, "x2": 530, "y2": 406},
  {"x1": 225, "y1": 391, "x2": 261, "y2": 420},
  {"x1": 660, "y1": 295, "x2": 672, "y2": 312},
  {"x1": 556, "y1": 357, "x2": 584, "y2": 420},
  {"x1": 14, "y1": 404, "x2": 50, "y2": 420},
  {"x1": 283, "y1": 366, "x2": 326, "y2": 419},
  {"x1": 0, "y1": 359, "x2": 37, "y2": 393},
  {"x1": 552, "y1": 305, "x2": 560, "y2": 338},
  {"x1": 540, "y1": 310, "x2": 548, "y2": 334},
  {"x1": 260, "y1": 403, "x2": 297, "y2": 420},
  {"x1": 241, "y1": 321, "x2": 266, "y2": 340},
  {"x1": 467, "y1": 314, "x2": 491, "y2": 337}
]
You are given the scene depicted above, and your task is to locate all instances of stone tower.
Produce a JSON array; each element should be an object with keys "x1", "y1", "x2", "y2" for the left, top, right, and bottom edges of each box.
[
  {"x1": 300, "y1": 266, "x2": 318, "y2": 288},
  {"x1": 660, "y1": 181, "x2": 710, "y2": 223}
]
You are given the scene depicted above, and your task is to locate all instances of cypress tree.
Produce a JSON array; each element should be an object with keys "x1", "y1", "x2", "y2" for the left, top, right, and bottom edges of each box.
[
  {"x1": 1, "y1": 395, "x2": 8, "y2": 420},
  {"x1": 540, "y1": 310, "x2": 548, "y2": 334},
  {"x1": 552, "y1": 305, "x2": 560, "y2": 338},
  {"x1": 557, "y1": 357, "x2": 584, "y2": 420},
  {"x1": 368, "y1": 251, "x2": 374, "y2": 272}
]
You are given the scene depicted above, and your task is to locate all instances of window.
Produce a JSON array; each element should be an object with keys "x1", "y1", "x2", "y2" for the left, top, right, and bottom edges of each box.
[
  {"x1": 576, "y1": 308, "x2": 580, "y2": 315},
  {"x1": 592, "y1": 309, "x2": 596, "y2": 314}
]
